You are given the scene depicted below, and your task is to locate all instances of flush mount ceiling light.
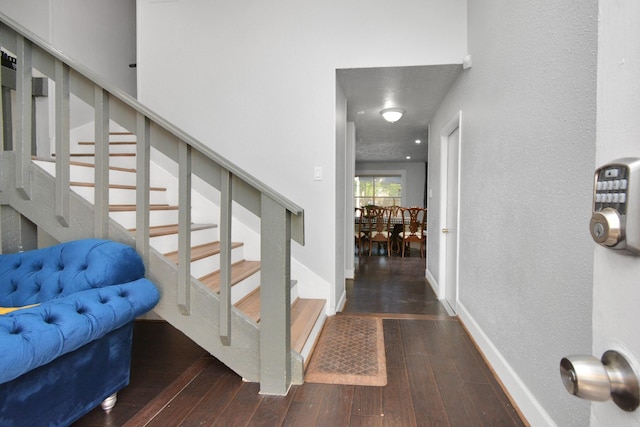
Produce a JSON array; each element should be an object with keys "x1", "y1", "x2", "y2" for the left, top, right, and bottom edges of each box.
[{"x1": 380, "y1": 108, "x2": 404, "y2": 123}]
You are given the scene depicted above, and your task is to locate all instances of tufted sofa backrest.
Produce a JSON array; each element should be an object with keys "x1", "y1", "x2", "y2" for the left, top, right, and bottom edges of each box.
[{"x1": 0, "y1": 239, "x2": 146, "y2": 307}]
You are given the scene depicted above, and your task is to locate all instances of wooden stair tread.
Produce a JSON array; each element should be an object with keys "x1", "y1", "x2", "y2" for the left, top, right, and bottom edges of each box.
[
  {"x1": 54, "y1": 152, "x2": 135, "y2": 157},
  {"x1": 291, "y1": 298, "x2": 325, "y2": 353},
  {"x1": 233, "y1": 292, "x2": 325, "y2": 352},
  {"x1": 165, "y1": 241, "x2": 243, "y2": 263},
  {"x1": 235, "y1": 288, "x2": 261, "y2": 323},
  {"x1": 199, "y1": 259, "x2": 261, "y2": 293},
  {"x1": 70, "y1": 181, "x2": 166, "y2": 191},
  {"x1": 109, "y1": 204, "x2": 178, "y2": 212},
  {"x1": 130, "y1": 223, "x2": 217, "y2": 237}
]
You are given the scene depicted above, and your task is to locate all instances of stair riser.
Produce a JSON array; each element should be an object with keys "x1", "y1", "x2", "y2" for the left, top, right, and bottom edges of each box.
[
  {"x1": 35, "y1": 160, "x2": 156, "y2": 188},
  {"x1": 150, "y1": 227, "x2": 218, "y2": 254},
  {"x1": 109, "y1": 209, "x2": 179, "y2": 229},
  {"x1": 232, "y1": 272, "x2": 261, "y2": 305},
  {"x1": 71, "y1": 143, "x2": 137, "y2": 155},
  {"x1": 67, "y1": 155, "x2": 137, "y2": 170},
  {"x1": 72, "y1": 186, "x2": 167, "y2": 205}
]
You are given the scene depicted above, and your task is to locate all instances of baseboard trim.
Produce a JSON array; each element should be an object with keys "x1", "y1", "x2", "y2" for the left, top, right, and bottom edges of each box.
[
  {"x1": 344, "y1": 268, "x2": 354, "y2": 280},
  {"x1": 335, "y1": 290, "x2": 347, "y2": 314},
  {"x1": 457, "y1": 302, "x2": 555, "y2": 427},
  {"x1": 425, "y1": 268, "x2": 441, "y2": 298}
]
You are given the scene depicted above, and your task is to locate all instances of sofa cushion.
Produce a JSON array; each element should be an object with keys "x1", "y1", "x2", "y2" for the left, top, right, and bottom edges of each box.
[
  {"x1": 0, "y1": 239, "x2": 145, "y2": 307},
  {"x1": 0, "y1": 277, "x2": 159, "y2": 384}
]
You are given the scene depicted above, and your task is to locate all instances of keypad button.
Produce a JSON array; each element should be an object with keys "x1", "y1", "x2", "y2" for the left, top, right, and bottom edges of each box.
[
  {"x1": 620, "y1": 179, "x2": 628, "y2": 190},
  {"x1": 619, "y1": 193, "x2": 627, "y2": 203},
  {"x1": 613, "y1": 180, "x2": 620, "y2": 190}
]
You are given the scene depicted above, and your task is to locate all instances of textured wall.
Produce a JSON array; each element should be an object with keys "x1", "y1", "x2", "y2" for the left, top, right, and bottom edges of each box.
[{"x1": 427, "y1": 1, "x2": 597, "y2": 426}]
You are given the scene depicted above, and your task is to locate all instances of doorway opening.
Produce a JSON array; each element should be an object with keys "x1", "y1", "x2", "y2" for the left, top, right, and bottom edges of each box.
[{"x1": 336, "y1": 64, "x2": 462, "y2": 315}]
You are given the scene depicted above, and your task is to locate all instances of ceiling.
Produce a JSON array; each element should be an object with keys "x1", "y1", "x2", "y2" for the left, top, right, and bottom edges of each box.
[{"x1": 337, "y1": 64, "x2": 462, "y2": 163}]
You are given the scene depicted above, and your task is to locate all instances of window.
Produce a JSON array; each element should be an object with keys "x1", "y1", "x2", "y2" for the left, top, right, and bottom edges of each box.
[{"x1": 354, "y1": 175, "x2": 402, "y2": 208}]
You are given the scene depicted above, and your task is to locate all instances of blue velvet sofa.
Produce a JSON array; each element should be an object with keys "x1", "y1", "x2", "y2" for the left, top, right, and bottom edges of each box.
[{"x1": 0, "y1": 239, "x2": 160, "y2": 426}]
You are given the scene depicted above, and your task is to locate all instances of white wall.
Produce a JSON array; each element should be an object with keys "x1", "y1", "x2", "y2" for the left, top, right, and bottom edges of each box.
[
  {"x1": 356, "y1": 161, "x2": 426, "y2": 208},
  {"x1": 136, "y1": 0, "x2": 467, "y2": 296},
  {"x1": 0, "y1": 0, "x2": 137, "y2": 96},
  {"x1": 592, "y1": 1, "x2": 640, "y2": 425},
  {"x1": 427, "y1": 1, "x2": 597, "y2": 426}
]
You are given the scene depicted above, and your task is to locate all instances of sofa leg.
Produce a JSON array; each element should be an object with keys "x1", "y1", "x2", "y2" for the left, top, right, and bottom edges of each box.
[{"x1": 100, "y1": 393, "x2": 118, "y2": 413}]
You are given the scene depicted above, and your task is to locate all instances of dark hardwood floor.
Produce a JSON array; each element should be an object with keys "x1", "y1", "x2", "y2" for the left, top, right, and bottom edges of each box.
[{"x1": 74, "y1": 254, "x2": 527, "y2": 427}]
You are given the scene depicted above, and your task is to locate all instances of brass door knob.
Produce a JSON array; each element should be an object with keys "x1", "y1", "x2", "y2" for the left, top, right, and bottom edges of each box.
[{"x1": 442, "y1": 228, "x2": 449, "y2": 234}]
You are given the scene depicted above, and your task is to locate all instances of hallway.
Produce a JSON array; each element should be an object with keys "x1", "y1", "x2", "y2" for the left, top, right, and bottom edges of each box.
[{"x1": 74, "y1": 256, "x2": 526, "y2": 426}]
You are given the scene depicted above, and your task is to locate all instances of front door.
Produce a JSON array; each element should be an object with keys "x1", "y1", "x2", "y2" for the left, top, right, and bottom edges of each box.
[{"x1": 591, "y1": 1, "x2": 640, "y2": 425}]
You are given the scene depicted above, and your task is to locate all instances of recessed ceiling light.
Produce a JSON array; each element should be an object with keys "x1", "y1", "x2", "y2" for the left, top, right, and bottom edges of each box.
[
  {"x1": 356, "y1": 110, "x2": 365, "y2": 115},
  {"x1": 406, "y1": 156, "x2": 411, "y2": 160},
  {"x1": 415, "y1": 139, "x2": 421, "y2": 144}
]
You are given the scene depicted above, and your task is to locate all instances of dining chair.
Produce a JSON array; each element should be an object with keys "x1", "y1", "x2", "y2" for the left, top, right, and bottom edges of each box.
[
  {"x1": 399, "y1": 207, "x2": 427, "y2": 257},
  {"x1": 354, "y1": 207, "x2": 370, "y2": 256},
  {"x1": 368, "y1": 206, "x2": 392, "y2": 256}
]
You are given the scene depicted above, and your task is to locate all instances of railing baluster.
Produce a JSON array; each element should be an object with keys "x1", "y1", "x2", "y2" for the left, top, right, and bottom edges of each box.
[
  {"x1": 93, "y1": 86, "x2": 110, "y2": 238},
  {"x1": 54, "y1": 60, "x2": 70, "y2": 227},
  {"x1": 15, "y1": 35, "x2": 31, "y2": 199},
  {"x1": 259, "y1": 194, "x2": 292, "y2": 395},
  {"x1": 178, "y1": 141, "x2": 192, "y2": 315},
  {"x1": 219, "y1": 168, "x2": 232, "y2": 345},
  {"x1": 136, "y1": 113, "x2": 151, "y2": 268}
]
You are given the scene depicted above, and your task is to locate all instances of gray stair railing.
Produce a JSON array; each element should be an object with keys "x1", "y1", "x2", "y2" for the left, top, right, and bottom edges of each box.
[{"x1": 0, "y1": 12, "x2": 304, "y2": 396}]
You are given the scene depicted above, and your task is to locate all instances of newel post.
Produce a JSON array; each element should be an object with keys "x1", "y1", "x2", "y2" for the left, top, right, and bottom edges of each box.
[{"x1": 259, "y1": 194, "x2": 292, "y2": 395}]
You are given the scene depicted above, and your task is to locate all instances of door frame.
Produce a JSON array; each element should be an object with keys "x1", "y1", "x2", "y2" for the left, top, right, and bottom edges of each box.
[{"x1": 439, "y1": 111, "x2": 462, "y2": 313}]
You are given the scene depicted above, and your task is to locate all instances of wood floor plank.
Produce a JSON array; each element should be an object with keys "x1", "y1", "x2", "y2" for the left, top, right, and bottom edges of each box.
[
  {"x1": 316, "y1": 385, "x2": 354, "y2": 427},
  {"x1": 399, "y1": 321, "x2": 451, "y2": 427},
  {"x1": 145, "y1": 359, "x2": 229, "y2": 427},
  {"x1": 282, "y1": 401, "x2": 321, "y2": 426},
  {"x1": 247, "y1": 392, "x2": 296, "y2": 427},
  {"x1": 122, "y1": 357, "x2": 210, "y2": 427},
  {"x1": 212, "y1": 382, "x2": 263, "y2": 426},
  {"x1": 350, "y1": 415, "x2": 383, "y2": 426},
  {"x1": 179, "y1": 371, "x2": 243, "y2": 426},
  {"x1": 465, "y1": 382, "x2": 524, "y2": 427},
  {"x1": 428, "y1": 356, "x2": 477, "y2": 427},
  {"x1": 351, "y1": 385, "x2": 383, "y2": 417}
]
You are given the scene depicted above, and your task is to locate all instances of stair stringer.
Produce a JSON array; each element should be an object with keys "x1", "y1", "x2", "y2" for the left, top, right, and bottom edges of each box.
[{"x1": 1, "y1": 155, "x2": 305, "y2": 385}]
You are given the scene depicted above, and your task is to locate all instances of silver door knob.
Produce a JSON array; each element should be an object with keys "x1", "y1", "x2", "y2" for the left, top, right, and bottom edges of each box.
[{"x1": 560, "y1": 350, "x2": 639, "y2": 411}]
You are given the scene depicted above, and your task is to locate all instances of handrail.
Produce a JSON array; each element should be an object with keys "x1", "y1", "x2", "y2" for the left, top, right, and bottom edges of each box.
[
  {"x1": 0, "y1": 10, "x2": 303, "y2": 395},
  {"x1": 0, "y1": 11, "x2": 304, "y2": 222}
]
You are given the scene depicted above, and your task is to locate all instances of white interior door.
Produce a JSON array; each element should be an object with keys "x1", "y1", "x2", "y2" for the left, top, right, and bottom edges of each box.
[{"x1": 444, "y1": 123, "x2": 460, "y2": 314}]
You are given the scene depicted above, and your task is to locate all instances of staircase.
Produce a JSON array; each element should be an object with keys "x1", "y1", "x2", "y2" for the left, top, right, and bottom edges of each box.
[{"x1": 0, "y1": 13, "x2": 326, "y2": 395}]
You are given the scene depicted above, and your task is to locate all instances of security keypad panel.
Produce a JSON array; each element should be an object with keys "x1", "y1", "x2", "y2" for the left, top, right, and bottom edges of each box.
[{"x1": 590, "y1": 158, "x2": 640, "y2": 255}]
